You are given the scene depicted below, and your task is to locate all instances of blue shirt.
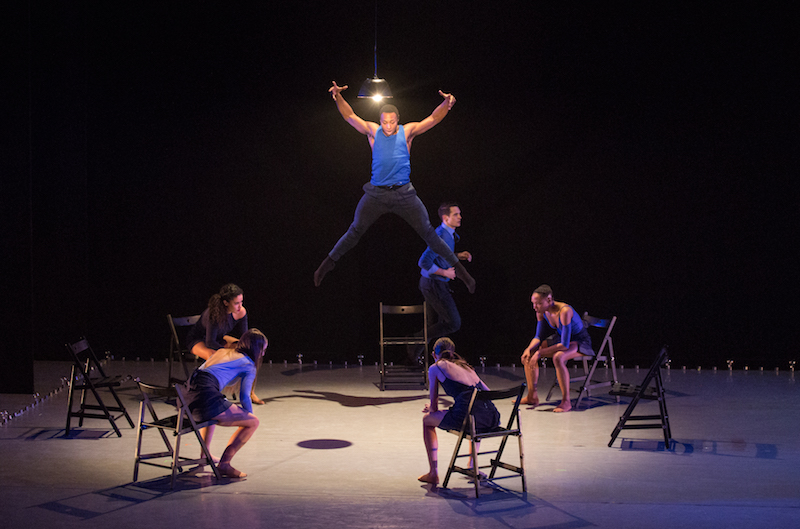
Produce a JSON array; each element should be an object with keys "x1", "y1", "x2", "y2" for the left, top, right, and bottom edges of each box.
[
  {"x1": 534, "y1": 305, "x2": 586, "y2": 348},
  {"x1": 199, "y1": 356, "x2": 256, "y2": 413},
  {"x1": 371, "y1": 125, "x2": 411, "y2": 186},
  {"x1": 419, "y1": 223, "x2": 457, "y2": 281}
]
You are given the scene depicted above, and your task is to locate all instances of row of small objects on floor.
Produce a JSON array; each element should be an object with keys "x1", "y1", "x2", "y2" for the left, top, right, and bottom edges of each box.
[
  {"x1": 2, "y1": 357, "x2": 795, "y2": 427},
  {"x1": 0, "y1": 376, "x2": 70, "y2": 426},
  {"x1": 0, "y1": 351, "x2": 132, "y2": 427}
]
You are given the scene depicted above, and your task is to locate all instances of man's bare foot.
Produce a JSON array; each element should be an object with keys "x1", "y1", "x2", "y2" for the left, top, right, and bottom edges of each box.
[
  {"x1": 251, "y1": 394, "x2": 265, "y2": 405},
  {"x1": 520, "y1": 395, "x2": 539, "y2": 407},
  {"x1": 553, "y1": 402, "x2": 572, "y2": 413},
  {"x1": 418, "y1": 472, "x2": 439, "y2": 484},
  {"x1": 218, "y1": 463, "x2": 247, "y2": 478}
]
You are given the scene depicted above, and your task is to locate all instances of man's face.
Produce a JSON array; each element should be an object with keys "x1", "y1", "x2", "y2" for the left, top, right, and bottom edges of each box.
[
  {"x1": 380, "y1": 112, "x2": 399, "y2": 136},
  {"x1": 531, "y1": 292, "x2": 552, "y2": 314},
  {"x1": 442, "y1": 207, "x2": 462, "y2": 229}
]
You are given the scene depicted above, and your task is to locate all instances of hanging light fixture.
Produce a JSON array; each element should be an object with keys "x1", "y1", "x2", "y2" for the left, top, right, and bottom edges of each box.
[{"x1": 358, "y1": 0, "x2": 392, "y2": 101}]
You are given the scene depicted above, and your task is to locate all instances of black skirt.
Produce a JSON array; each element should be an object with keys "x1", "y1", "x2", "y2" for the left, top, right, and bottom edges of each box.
[
  {"x1": 184, "y1": 369, "x2": 232, "y2": 423},
  {"x1": 438, "y1": 390, "x2": 500, "y2": 433}
]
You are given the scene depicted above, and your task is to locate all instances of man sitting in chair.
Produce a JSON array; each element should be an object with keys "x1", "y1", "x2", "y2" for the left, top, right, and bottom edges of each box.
[{"x1": 520, "y1": 284, "x2": 594, "y2": 412}]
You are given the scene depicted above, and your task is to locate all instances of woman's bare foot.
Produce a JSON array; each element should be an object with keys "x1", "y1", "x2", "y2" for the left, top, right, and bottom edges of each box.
[
  {"x1": 520, "y1": 395, "x2": 539, "y2": 407},
  {"x1": 198, "y1": 455, "x2": 220, "y2": 465},
  {"x1": 553, "y1": 401, "x2": 572, "y2": 413},
  {"x1": 417, "y1": 472, "x2": 439, "y2": 484},
  {"x1": 218, "y1": 462, "x2": 247, "y2": 478},
  {"x1": 251, "y1": 394, "x2": 265, "y2": 405}
]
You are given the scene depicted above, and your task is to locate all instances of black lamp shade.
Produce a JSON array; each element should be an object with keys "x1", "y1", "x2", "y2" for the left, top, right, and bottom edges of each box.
[{"x1": 357, "y1": 77, "x2": 393, "y2": 99}]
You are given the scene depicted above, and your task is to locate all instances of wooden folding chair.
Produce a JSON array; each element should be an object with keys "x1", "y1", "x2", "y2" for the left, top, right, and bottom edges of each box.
[
  {"x1": 379, "y1": 302, "x2": 429, "y2": 390},
  {"x1": 442, "y1": 384, "x2": 527, "y2": 497},
  {"x1": 546, "y1": 312, "x2": 619, "y2": 409},
  {"x1": 167, "y1": 314, "x2": 201, "y2": 385},
  {"x1": 65, "y1": 337, "x2": 134, "y2": 437},
  {"x1": 133, "y1": 380, "x2": 221, "y2": 488}
]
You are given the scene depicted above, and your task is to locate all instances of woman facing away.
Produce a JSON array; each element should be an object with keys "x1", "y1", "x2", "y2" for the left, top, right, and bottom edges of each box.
[
  {"x1": 184, "y1": 328, "x2": 267, "y2": 478},
  {"x1": 185, "y1": 283, "x2": 264, "y2": 404},
  {"x1": 419, "y1": 338, "x2": 500, "y2": 485}
]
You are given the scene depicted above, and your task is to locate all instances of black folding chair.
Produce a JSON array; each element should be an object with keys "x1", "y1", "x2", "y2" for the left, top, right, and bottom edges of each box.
[
  {"x1": 167, "y1": 314, "x2": 201, "y2": 385},
  {"x1": 442, "y1": 384, "x2": 527, "y2": 497},
  {"x1": 379, "y1": 302, "x2": 429, "y2": 390},
  {"x1": 608, "y1": 345, "x2": 672, "y2": 449},
  {"x1": 65, "y1": 337, "x2": 134, "y2": 437},
  {"x1": 133, "y1": 380, "x2": 221, "y2": 488},
  {"x1": 546, "y1": 313, "x2": 620, "y2": 409}
]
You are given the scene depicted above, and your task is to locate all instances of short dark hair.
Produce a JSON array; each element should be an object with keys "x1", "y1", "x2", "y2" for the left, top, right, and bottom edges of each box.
[
  {"x1": 379, "y1": 104, "x2": 399, "y2": 120},
  {"x1": 438, "y1": 202, "x2": 459, "y2": 219},
  {"x1": 534, "y1": 284, "x2": 553, "y2": 298}
]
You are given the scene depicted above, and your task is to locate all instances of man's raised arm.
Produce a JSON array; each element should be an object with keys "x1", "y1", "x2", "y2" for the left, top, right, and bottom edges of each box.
[
  {"x1": 329, "y1": 81, "x2": 375, "y2": 136},
  {"x1": 404, "y1": 90, "x2": 457, "y2": 139}
]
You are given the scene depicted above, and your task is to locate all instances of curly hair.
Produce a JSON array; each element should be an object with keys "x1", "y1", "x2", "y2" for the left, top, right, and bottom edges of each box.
[{"x1": 208, "y1": 283, "x2": 244, "y2": 327}]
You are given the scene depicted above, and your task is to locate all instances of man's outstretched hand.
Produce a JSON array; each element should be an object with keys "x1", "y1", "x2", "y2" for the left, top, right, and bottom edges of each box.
[
  {"x1": 329, "y1": 81, "x2": 348, "y2": 100},
  {"x1": 439, "y1": 90, "x2": 456, "y2": 110}
]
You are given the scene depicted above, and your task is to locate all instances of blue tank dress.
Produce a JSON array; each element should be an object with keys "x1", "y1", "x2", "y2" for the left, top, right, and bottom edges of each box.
[{"x1": 437, "y1": 377, "x2": 501, "y2": 433}]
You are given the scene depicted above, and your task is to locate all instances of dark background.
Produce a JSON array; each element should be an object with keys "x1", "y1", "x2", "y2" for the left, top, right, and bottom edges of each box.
[{"x1": 3, "y1": 2, "x2": 795, "y2": 392}]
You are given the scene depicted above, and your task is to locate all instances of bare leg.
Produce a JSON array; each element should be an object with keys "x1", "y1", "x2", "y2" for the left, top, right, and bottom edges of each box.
[
  {"x1": 199, "y1": 424, "x2": 219, "y2": 462},
  {"x1": 520, "y1": 352, "x2": 541, "y2": 406},
  {"x1": 553, "y1": 348, "x2": 586, "y2": 413},
  {"x1": 419, "y1": 412, "x2": 445, "y2": 484},
  {"x1": 466, "y1": 441, "x2": 487, "y2": 481},
  {"x1": 191, "y1": 343, "x2": 217, "y2": 361},
  {"x1": 211, "y1": 406, "x2": 260, "y2": 478}
]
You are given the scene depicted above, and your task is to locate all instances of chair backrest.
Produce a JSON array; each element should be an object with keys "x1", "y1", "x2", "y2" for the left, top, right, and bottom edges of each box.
[
  {"x1": 460, "y1": 384, "x2": 526, "y2": 434},
  {"x1": 380, "y1": 304, "x2": 424, "y2": 315},
  {"x1": 173, "y1": 381, "x2": 214, "y2": 431},
  {"x1": 582, "y1": 312, "x2": 617, "y2": 360},
  {"x1": 66, "y1": 337, "x2": 109, "y2": 378},
  {"x1": 379, "y1": 302, "x2": 427, "y2": 340},
  {"x1": 168, "y1": 314, "x2": 201, "y2": 351},
  {"x1": 138, "y1": 380, "x2": 178, "y2": 401}
]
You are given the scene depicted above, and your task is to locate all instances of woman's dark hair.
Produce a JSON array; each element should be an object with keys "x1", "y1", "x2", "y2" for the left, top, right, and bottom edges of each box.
[
  {"x1": 236, "y1": 328, "x2": 268, "y2": 364},
  {"x1": 432, "y1": 337, "x2": 473, "y2": 371},
  {"x1": 208, "y1": 283, "x2": 243, "y2": 326}
]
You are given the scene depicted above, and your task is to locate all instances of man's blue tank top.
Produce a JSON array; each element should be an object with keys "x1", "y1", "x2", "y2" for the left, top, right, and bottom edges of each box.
[{"x1": 371, "y1": 124, "x2": 411, "y2": 186}]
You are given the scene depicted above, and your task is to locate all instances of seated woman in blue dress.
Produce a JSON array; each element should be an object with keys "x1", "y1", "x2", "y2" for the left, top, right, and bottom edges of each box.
[
  {"x1": 419, "y1": 338, "x2": 499, "y2": 485},
  {"x1": 520, "y1": 284, "x2": 594, "y2": 412},
  {"x1": 185, "y1": 328, "x2": 267, "y2": 478}
]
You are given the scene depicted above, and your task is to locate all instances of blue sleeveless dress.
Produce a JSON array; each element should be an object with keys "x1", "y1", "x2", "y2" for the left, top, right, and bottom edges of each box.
[{"x1": 437, "y1": 377, "x2": 500, "y2": 433}]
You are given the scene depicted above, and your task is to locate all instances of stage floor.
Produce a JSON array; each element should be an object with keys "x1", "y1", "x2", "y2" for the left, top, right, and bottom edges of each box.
[{"x1": 1, "y1": 359, "x2": 798, "y2": 529}]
